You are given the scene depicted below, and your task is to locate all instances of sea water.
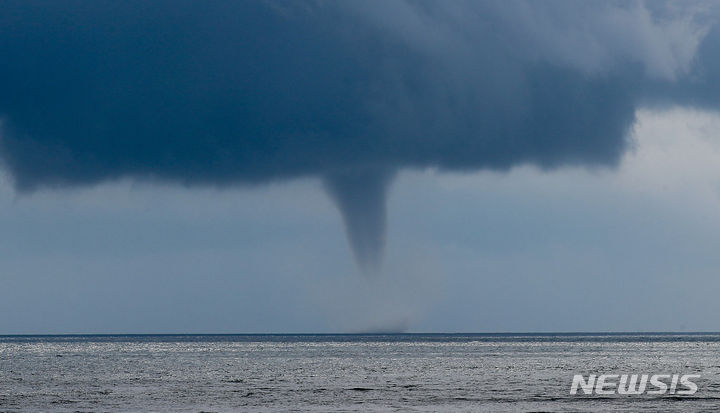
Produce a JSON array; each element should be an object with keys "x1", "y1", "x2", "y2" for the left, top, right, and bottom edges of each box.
[{"x1": 1, "y1": 333, "x2": 719, "y2": 412}]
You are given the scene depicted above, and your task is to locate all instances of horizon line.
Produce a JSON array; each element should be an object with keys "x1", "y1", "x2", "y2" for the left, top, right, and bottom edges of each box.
[{"x1": 1, "y1": 331, "x2": 719, "y2": 337}]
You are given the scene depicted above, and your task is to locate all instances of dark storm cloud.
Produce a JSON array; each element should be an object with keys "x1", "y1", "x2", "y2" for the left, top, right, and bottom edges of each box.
[{"x1": 0, "y1": 1, "x2": 717, "y2": 270}]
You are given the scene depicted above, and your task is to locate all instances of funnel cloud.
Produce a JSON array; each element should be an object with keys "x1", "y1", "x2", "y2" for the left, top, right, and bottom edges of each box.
[
  {"x1": 324, "y1": 169, "x2": 394, "y2": 272},
  {"x1": 1, "y1": 1, "x2": 720, "y2": 271}
]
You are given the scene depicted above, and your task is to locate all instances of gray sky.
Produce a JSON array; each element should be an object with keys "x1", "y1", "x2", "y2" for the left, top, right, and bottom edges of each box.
[
  {"x1": 2, "y1": 1, "x2": 720, "y2": 333},
  {"x1": 2, "y1": 107, "x2": 720, "y2": 333}
]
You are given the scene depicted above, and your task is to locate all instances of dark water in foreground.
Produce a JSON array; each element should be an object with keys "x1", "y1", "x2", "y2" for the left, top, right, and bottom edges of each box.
[{"x1": 1, "y1": 333, "x2": 719, "y2": 412}]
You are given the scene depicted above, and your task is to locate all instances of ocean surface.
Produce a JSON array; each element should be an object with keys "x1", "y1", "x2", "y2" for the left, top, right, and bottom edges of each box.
[{"x1": 1, "y1": 333, "x2": 719, "y2": 412}]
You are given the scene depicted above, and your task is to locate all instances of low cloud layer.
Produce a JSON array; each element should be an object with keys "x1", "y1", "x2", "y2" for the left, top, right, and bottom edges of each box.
[{"x1": 0, "y1": 1, "x2": 718, "y2": 270}]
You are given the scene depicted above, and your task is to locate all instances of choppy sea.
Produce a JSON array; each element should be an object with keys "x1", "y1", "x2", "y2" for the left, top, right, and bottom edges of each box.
[{"x1": 1, "y1": 333, "x2": 719, "y2": 412}]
